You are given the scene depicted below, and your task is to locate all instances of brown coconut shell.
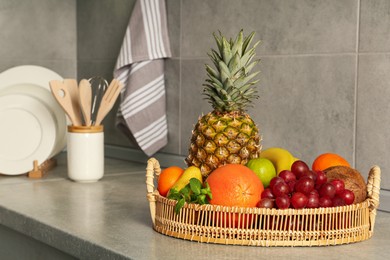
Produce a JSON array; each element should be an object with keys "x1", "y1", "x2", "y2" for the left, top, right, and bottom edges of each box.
[{"x1": 323, "y1": 166, "x2": 367, "y2": 204}]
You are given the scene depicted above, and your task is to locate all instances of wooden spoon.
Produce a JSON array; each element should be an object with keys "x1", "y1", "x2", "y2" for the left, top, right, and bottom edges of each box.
[
  {"x1": 79, "y1": 79, "x2": 92, "y2": 126},
  {"x1": 49, "y1": 80, "x2": 81, "y2": 126},
  {"x1": 64, "y1": 79, "x2": 83, "y2": 126},
  {"x1": 94, "y1": 79, "x2": 123, "y2": 126}
]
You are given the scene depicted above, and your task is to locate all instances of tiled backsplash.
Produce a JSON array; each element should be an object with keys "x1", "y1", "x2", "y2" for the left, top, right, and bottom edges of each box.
[
  {"x1": 161, "y1": 0, "x2": 390, "y2": 192},
  {"x1": 1, "y1": 1, "x2": 389, "y2": 202}
]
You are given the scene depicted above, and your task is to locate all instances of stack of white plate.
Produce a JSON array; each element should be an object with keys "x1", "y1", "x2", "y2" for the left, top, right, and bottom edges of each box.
[{"x1": 0, "y1": 65, "x2": 68, "y2": 175}]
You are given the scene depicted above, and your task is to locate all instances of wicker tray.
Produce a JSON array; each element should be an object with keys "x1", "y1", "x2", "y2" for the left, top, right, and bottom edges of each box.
[{"x1": 146, "y1": 158, "x2": 381, "y2": 246}]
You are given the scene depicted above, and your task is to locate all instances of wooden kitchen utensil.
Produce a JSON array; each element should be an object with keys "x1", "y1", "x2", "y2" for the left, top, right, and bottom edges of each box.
[
  {"x1": 64, "y1": 79, "x2": 83, "y2": 126},
  {"x1": 79, "y1": 79, "x2": 92, "y2": 126},
  {"x1": 94, "y1": 79, "x2": 123, "y2": 126},
  {"x1": 49, "y1": 80, "x2": 82, "y2": 126}
]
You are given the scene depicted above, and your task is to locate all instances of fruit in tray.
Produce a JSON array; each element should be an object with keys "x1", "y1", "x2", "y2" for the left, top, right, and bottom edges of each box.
[
  {"x1": 157, "y1": 166, "x2": 184, "y2": 197},
  {"x1": 324, "y1": 165, "x2": 367, "y2": 203},
  {"x1": 206, "y1": 164, "x2": 263, "y2": 207},
  {"x1": 168, "y1": 166, "x2": 203, "y2": 194},
  {"x1": 312, "y1": 152, "x2": 351, "y2": 171},
  {"x1": 246, "y1": 157, "x2": 276, "y2": 188},
  {"x1": 185, "y1": 30, "x2": 261, "y2": 178},
  {"x1": 257, "y1": 155, "x2": 366, "y2": 209},
  {"x1": 259, "y1": 147, "x2": 299, "y2": 174},
  {"x1": 166, "y1": 166, "x2": 211, "y2": 213},
  {"x1": 160, "y1": 150, "x2": 366, "y2": 213}
]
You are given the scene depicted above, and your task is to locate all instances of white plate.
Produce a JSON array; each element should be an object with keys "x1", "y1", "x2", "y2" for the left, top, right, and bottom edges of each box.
[
  {"x1": 0, "y1": 94, "x2": 57, "y2": 175},
  {"x1": 0, "y1": 83, "x2": 65, "y2": 157},
  {"x1": 0, "y1": 65, "x2": 63, "y2": 88},
  {"x1": 0, "y1": 65, "x2": 67, "y2": 155}
]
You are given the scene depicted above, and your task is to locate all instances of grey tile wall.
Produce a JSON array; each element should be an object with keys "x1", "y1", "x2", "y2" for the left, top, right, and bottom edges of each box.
[
  {"x1": 180, "y1": 0, "x2": 358, "y2": 56},
  {"x1": 76, "y1": 0, "x2": 137, "y2": 149},
  {"x1": 176, "y1": 0, "x2": 359, "y2": 166},
  {"x1": 360, "y1": 0, "x2": 390, "y2": 52},
  {"x1": 357, "y1": 0, "x2": 390, "y2": 189},
  {"x1": 161, "y1": 59, "x2": 181, "y2": 154},
  {"x1": 249, "y1": 55, "x2": 357, "y2": 165},
  {"x1": 179, "y1": 54, "x2": 357, "y2": 167},
  {"x1": 77, "y1": 0, "x2": 136, "y2": 61},
  {"x1": 164, "y1": 0, "x2": 389, "y2": 189},
  {"x1": 0, "y1": 0, "x2": 77, "y2": 77},
  {"x1": 356, "y1": 54, "x2": 390, "y2": 184}
]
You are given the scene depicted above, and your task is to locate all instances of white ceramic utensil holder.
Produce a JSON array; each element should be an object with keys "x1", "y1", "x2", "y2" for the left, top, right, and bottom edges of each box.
[{"x1": 67, "y1": 125, "x2": 104, "y2": 182}]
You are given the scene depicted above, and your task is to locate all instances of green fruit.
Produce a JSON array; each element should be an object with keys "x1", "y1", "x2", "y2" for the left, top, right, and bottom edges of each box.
[{"x1": 247, "y1": 158, "x2": 277, "y2": 188}]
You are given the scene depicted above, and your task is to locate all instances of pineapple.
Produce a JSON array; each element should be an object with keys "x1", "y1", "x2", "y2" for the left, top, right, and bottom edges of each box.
[{"x1": 185, "y1": 30, "x2": 262, "y2": 178}]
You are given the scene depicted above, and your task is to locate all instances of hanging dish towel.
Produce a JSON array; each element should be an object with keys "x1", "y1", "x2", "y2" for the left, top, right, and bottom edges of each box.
[{"x1": 114, "y1": 0, "x2": 172, "y2": 156}]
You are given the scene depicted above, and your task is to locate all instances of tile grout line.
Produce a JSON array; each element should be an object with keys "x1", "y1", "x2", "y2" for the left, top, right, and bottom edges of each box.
[
  {"x1": 178, "y1": 52, "x2": 385, "y2": 61},
  {"x1": 177, "y1": 51, "x2": 390, "y2": 61},
  {"x1": 178, "y1": 0, "x2": 183, "y2": 155},
  {"x1": 353, "y1": 0, "x2": 361, "y2": 168}
]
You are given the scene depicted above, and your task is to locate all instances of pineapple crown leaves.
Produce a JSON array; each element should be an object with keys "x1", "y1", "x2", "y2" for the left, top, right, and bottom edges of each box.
[{"x1": 203, "y1": 29, "x2": 261, "y2": 113}]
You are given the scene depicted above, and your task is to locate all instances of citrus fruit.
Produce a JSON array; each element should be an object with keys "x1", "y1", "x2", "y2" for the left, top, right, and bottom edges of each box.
[
  {"x1": 206, "y1": 164, "x2": 264, "y2": 207},
  {"x1": 312, "y1": 153, "x2": 350, "y2": 172},
  {"x1": 157, "y1": 166, "x2": 184, "y2": 197},
  {"x1": 246, "y1": 158, "x2": 276, "y2": 188}
]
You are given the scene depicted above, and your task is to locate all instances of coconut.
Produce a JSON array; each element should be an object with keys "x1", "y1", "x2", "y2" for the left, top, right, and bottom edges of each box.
[{"x1": 323, "y1": 166, "x2": 367, "y2": 204}]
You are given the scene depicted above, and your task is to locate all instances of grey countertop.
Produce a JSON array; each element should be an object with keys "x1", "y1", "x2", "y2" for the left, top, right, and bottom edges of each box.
[{"x1": 0, "y1": 153, "x2": 389, "y2": 260}]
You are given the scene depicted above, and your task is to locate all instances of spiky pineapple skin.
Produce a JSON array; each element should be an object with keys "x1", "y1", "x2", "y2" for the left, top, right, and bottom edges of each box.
[
  {"x1": 186, "y1": 111, "x2": 261, "y2": 177},
  {"x1": 186, "y1": 30, "x2": 261, "y2": 178}
]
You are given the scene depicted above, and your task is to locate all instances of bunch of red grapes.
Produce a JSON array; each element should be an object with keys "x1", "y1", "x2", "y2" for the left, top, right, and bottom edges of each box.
[{"x1": 257, "y1": 160, "x2": 355, "y2": 209}]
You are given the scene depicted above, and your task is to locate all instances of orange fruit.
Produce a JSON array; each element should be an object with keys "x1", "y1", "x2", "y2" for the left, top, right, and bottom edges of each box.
[
  {"x1": 206, "y1": 164, "x2": 264, "y2": 228},
  {"x1": 206, "y1": 164, "x2": 264, "y2": 207},
  {"x1": 157, "y1": 166, "x2": 184, "y2": 197},
  {"x1": 312, "y1": 153, "x2": 350, "y2": 172}
]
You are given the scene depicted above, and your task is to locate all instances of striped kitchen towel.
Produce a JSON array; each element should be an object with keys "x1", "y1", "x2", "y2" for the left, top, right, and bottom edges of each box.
[{"x1": 114, "y1": 0, "x2": 171, "y2": 156}]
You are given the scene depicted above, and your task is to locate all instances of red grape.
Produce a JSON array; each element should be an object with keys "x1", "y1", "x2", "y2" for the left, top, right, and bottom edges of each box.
[
  {"x1": 306, "y1": 194, "x2": 320, "y2": 208},
  {"x1": 330, "y1": 179, "x2": 345, "y2": 195},
  {"x1": 269, "y1": 177, "x2": 284, "y2": 190},
  {"x1": 319, "y1": 196, "x2": 333, "y2": 207},
  {"x1": 291, "y1": 192, "x2": 308, "y2": 209},
  {"x1": 332, "y1": 196, "x2": 346, "y2": 207},
  {"x1": 275, "y1": 194, "x2": 290, "y2": 209},
  {"x1": 257, "y1": 198, "x2": 275, "y2": 208},
  {"x1": 294, "y1": 176, "x2": 315, "y2": 195},
  {"x1": 291, "y1": 160, "x2": 310, "y2": 179},
  {"x1": 260, "y1": 158, "x2": 355, "y2": 210},
  {"x1": 288, "y1": 180, "x2": 297, "y2": 193},
  {"x1": 261, "y1": 188, "x2": 275, "y2": 199},
  {"x1": 272, "y1": 181, "x2": 290, "y2": 197},
  {"x1": 339, "y1": 189, "x2": 355, "y2": 205},
  {"x1": 315, "y1": 170, "x2": 327, "y2": 185},
  {"x1": 279, "y1": 170, "x2": 296, "y2": 182},
  {"x1": 308, "y1": 189, "x2": 319, "y2": 197},
  {"x1": 319, "y1": 182, "x2": 336, "y2": 199},
  {"x1": 302, "y1": 170, "x2": 317, "y2": 182},
  {"x1": 264, "y1": 159, "x2": 353, "y2": 209}
]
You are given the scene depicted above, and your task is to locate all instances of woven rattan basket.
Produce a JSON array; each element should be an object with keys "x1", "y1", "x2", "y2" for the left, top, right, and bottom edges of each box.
[{"x1": 146, "y1": 158, "x2": 381, "y2": 246}]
